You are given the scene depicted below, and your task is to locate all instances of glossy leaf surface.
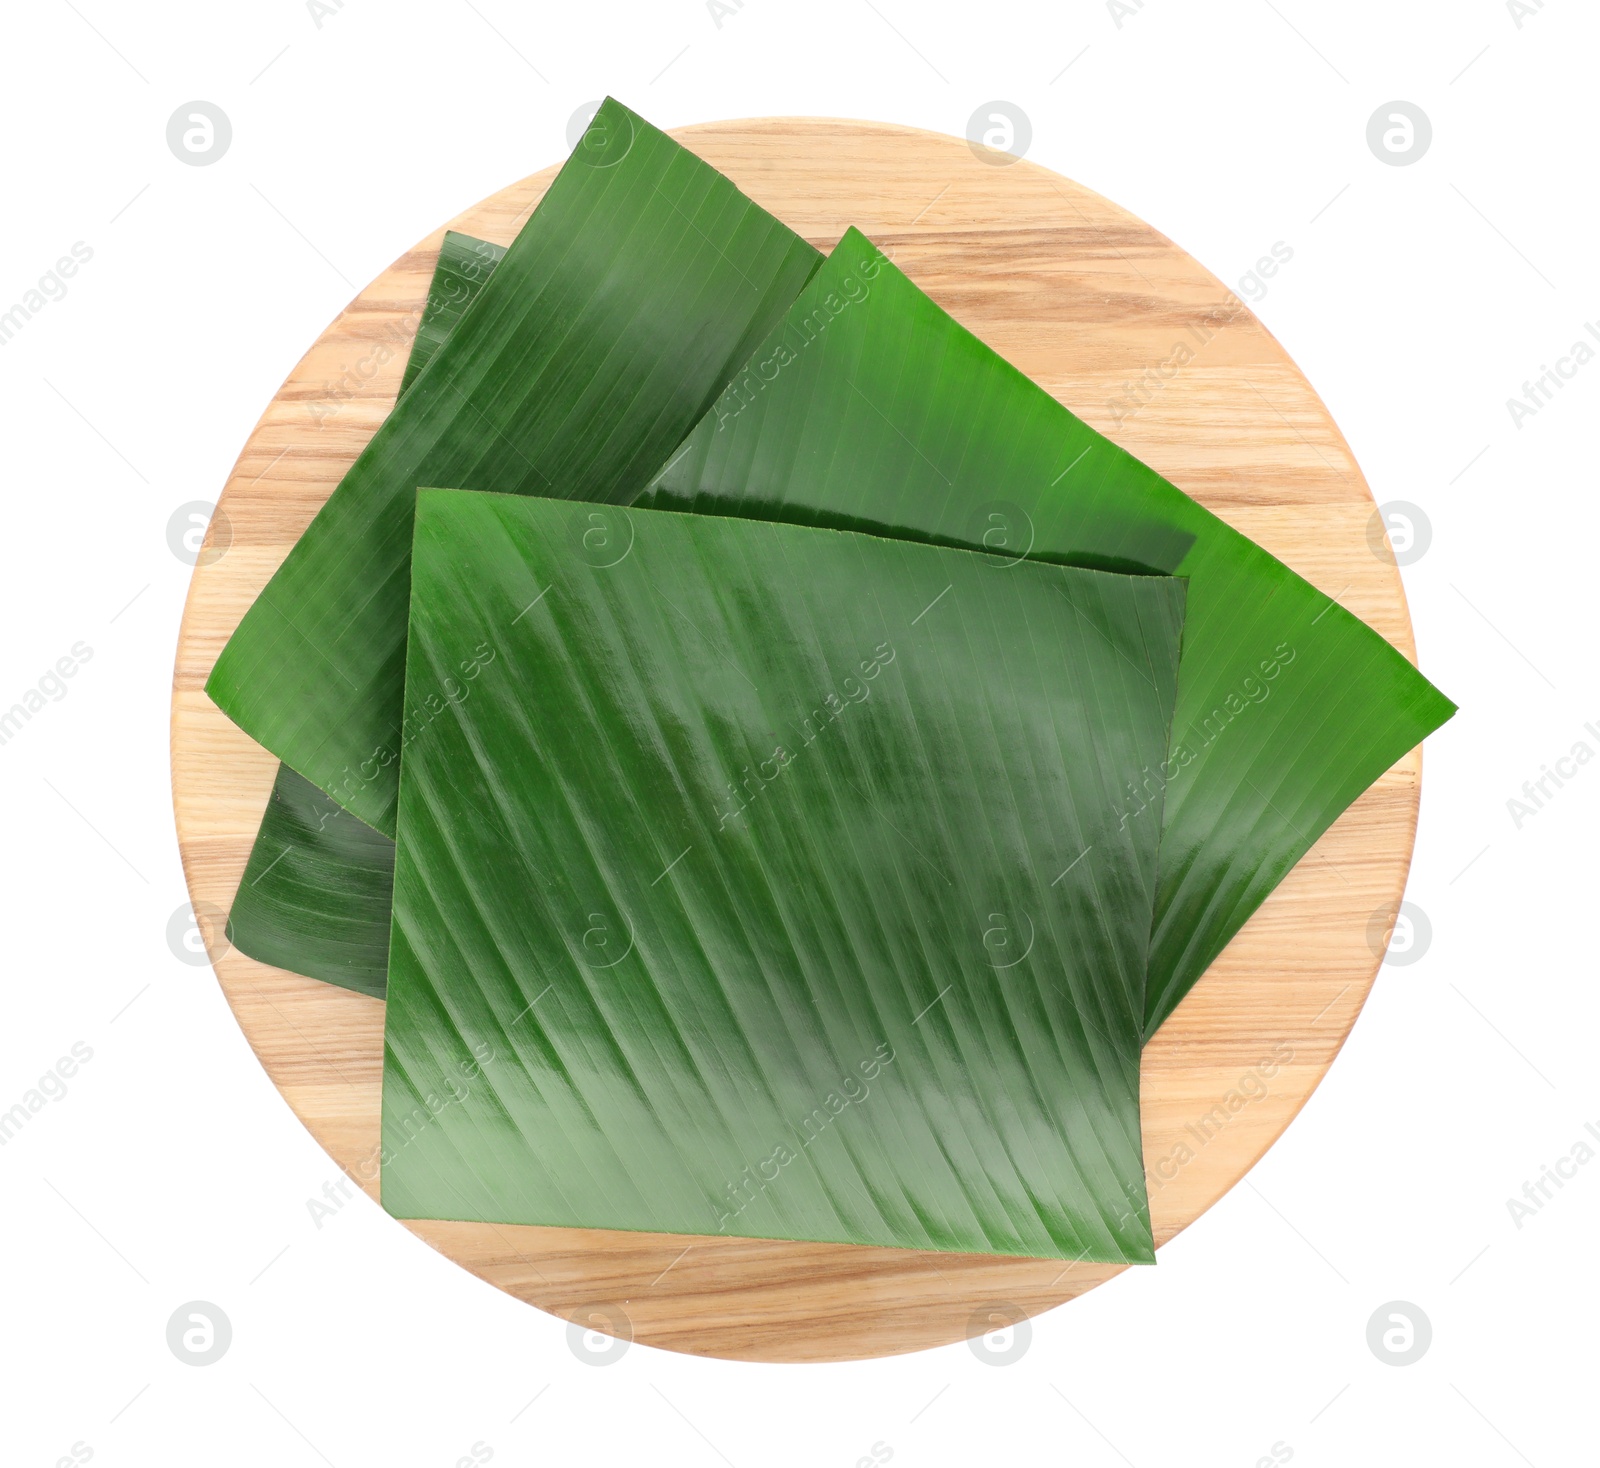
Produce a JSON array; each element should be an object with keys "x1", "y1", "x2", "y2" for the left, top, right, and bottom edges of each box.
[
  {"x1": 399, "y1": 230, "x2": 507, "y2": 396},
  {"x1": 226, "y1": 232, "x2": 506, "y2": 993},
  {"x1": 225, "y1": 764, "x2": 396, "y2": 998},
  {"x1": 639, "y1": 228, "x2": 1457, "y2": 1035},
  {"x1": 206, "y1": 97, "x2": 823, "y2": 837},
  {"x1": 380, "y1": 490, "x2": 1185, "y2": 1259}
]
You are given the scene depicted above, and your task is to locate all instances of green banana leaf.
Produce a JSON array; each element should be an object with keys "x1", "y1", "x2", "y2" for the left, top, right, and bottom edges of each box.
[
  {"x1": 381, "y1": 489, "x2": 1185, "y2": 1260},
  {"x1": 226, "y1": 231, "x2": 506, "y2": 995},
  {"x1": 225, "y1": 764, "x2": 396, "y2": 997},
  {"x1": 217, "y1": 113, "x2": 1451, "y2": 1043},
  {"x1": 206, "y1": 97, "x2": 823, "y2": 839},
  {"x1": 638, "y1": 228, "x2": 1457, "y2": 1037},
  {"x1": 400, "y1": 230, "x2": 507, "y2": 395}
]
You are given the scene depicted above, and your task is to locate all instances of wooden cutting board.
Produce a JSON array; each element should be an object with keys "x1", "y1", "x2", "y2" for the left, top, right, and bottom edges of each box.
[{"x1": 171, "y1": 118, "x2": 1422, "y2": 1363}]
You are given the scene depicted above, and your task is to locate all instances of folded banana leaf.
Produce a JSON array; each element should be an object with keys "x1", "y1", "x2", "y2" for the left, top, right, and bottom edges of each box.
[
  {"x1": 226, "y1": 230, "x2": 505, "y2": 994},
  {"x1": 638, "y1": 229, "x2": 1457, "y2": 1037},
  {"x1": 381, "y1": 489, "x2": 1185, "y2": 1259},
  {"x1": 206, "y1": 97, "x2": 823, "y2": 838}
]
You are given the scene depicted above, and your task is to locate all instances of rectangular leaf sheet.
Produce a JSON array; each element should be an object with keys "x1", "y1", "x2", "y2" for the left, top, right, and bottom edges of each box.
[
  {"x1": 638, "y1": 228, "x2": 1457, "y2": 1036},
  {"x1": 380, "y1": 490, "x2": 1186, "y2": 1260},
  {"x1": 206, "y1": 97, "x2": 823, "y2": 838}
]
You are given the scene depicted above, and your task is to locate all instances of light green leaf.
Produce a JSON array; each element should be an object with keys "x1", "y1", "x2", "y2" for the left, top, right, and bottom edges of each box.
[{"x1": 381, "y1": 490, "x2": 1185, "y2": 1260}]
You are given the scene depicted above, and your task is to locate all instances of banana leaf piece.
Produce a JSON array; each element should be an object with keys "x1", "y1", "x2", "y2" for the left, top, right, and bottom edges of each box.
[
  {"x1": 226, "y1": 231, "x2": 505, "y2": 995},
  {"x1": 638, "y1": 228, "x2": 1457, "y2": 1038},
  {"x1": 399, "y1": 230, "x2": 507, "y2": 395},
  {"x1": 206, "y1": 97, "x2": 823, "y2": 838},
  {"x1": 381, "y1": 489, "x2": 1185, "y2": 1259},
  {"x1": 225, "y1": 765, "x2": 396, "y2": 996}
]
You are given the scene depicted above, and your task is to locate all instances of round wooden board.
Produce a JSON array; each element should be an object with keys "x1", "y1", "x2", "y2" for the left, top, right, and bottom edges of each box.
[{"x1": 172, "y1": 118, "x2": 1420, "y2": 1364}]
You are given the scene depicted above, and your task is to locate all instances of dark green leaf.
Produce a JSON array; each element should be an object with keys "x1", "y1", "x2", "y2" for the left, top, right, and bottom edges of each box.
[
  {"x1": 227, "y1": 232, "x2": 507, "y2": 993},
  {"x1": 399, "y1": 230, "x2": 507, "y2": 396},
  {"x1": 381, "y1": 490, "x2": 1185, "y2": 1260},
  {"x1": 206, "y1": 97, "x2": 823, "y2": 838},
  {"x1": 225, "y1": 764, "x2": 396, "y2": 998}
]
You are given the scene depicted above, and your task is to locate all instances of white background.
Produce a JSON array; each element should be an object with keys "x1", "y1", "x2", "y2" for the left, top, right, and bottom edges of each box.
[{"x1": 1, "y1": 1, "x2": 1594, "y2": 1463}]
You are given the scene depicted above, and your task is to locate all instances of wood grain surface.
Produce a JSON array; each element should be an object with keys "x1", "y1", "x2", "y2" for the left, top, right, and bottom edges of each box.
[{"x1": 170, "y1": 118, "x2": 1421, "y2": 1363}]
